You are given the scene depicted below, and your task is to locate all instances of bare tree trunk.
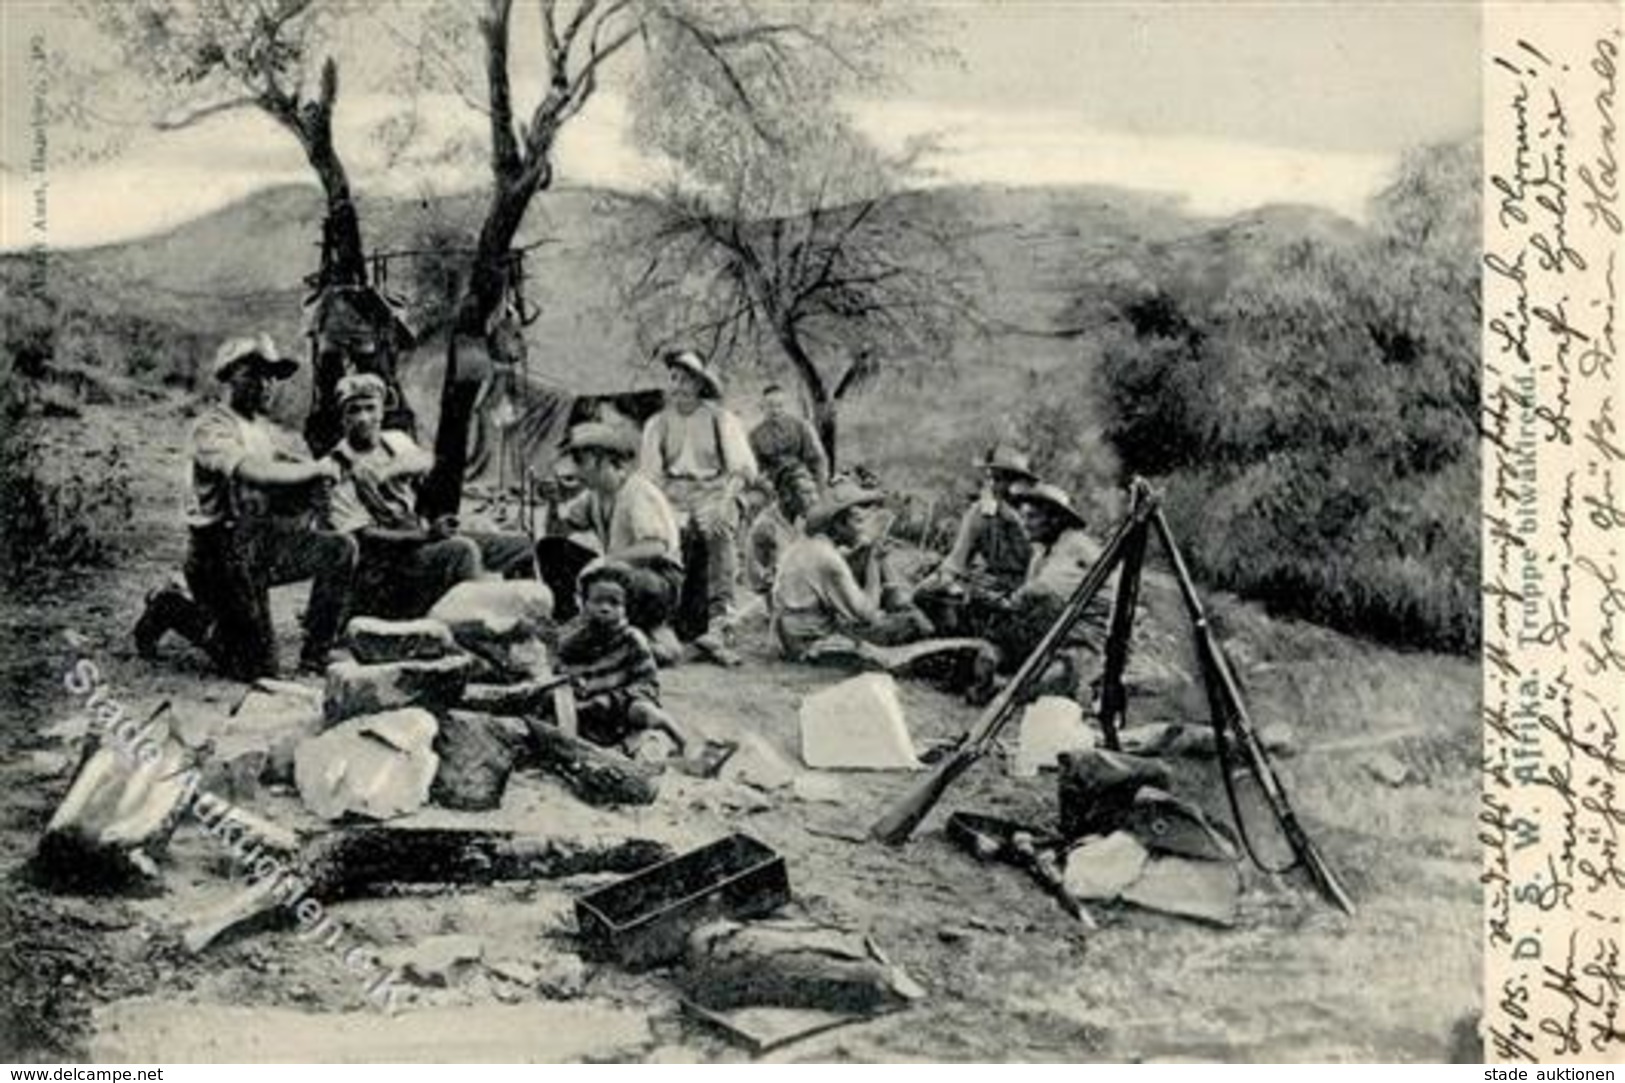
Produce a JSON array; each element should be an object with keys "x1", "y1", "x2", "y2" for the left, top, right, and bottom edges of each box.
[
  {"x1": 773, "y1": 322, "x2": 839, "y2": 471},
  {"x1": 421, "y1": 162, "x2": 552, "y2": 519}
]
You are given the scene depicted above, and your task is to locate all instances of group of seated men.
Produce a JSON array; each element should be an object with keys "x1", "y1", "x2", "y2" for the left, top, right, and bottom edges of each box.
[{"x1": 134, "y1": 333, "x2": 1108, "y2": 706}]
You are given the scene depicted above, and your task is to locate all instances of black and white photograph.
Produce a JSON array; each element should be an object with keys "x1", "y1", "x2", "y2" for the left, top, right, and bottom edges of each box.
[{"x1": 0, "y1": 0, "x2": 1537, "y2": 1065}]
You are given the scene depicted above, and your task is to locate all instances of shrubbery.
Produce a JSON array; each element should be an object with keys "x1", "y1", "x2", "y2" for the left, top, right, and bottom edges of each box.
[
  {"x1": 1094, "y1": 141, "x2": 1480, "y2": 653},
  {"x1": 1, "y1": 284, "x2": 139, "y2": 583}
]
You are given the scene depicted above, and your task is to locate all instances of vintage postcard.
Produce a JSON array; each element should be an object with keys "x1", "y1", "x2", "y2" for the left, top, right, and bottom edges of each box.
[{"x1": 0, "y1": 0, "x2": 1615, "y2": 1066}]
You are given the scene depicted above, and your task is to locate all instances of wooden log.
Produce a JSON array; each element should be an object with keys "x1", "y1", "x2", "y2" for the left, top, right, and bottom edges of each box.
[
  {"x1": 183, "y1": 826, "x2": 672, "y2": 952},
  {"x1": 523, "y1": 715, "x2": 662, "y2": 807},
  {"x1": 459, "y1": 674, "x2": 573, "y2": 716}
]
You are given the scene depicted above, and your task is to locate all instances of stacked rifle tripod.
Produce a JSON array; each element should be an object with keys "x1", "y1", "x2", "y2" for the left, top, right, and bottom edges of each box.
[{"x1": 870, "y1": 478, "x2": 1356, "y2": 916}]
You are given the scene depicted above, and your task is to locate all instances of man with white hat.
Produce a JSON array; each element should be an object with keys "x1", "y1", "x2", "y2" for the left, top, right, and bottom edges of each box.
[
  {"x1": 134, "y1": 334, "x2": 355, "y2": 678},
  {"x1": 639, "y1": 348, "x2": 758, "y2": 666}
]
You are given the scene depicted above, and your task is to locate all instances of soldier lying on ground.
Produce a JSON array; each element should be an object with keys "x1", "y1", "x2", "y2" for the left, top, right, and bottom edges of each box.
[
  {"x1": 323, "y1": 374, "x2": 536, "y2": 619},
  {"x1": 134, "y1": 334, "x2": 355, "y2": 679}
]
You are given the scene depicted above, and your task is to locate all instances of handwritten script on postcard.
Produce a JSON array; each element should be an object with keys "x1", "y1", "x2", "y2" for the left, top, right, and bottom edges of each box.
[{"x1": 1482, "y1": 3, "x2": 1624, "y2": 1065}]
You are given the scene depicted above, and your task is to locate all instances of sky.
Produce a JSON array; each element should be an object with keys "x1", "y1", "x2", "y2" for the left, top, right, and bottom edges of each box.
[{"x1": 0, "y1": 1, "x2": 1481, "y2": 250}]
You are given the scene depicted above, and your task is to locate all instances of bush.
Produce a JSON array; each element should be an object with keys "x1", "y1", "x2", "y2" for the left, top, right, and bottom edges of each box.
[
  {"x1": 1096, "y1": 140, "x2": 1480, "y2": 653},
  {"x1": 0, "y1": 419, "x2": 134, "y2": 582},
  {"x1": 1, "y1": 284, "x2": 137, "y2": 581}
]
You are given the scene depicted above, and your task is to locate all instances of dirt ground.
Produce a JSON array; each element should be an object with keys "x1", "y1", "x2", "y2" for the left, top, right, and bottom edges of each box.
[{"x1": 1, "y1": 401, "x2": 1482, "y2": 1063}]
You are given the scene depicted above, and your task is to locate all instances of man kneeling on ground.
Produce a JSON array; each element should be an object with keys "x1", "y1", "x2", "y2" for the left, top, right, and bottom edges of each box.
[
  {"x1": 557, "y1": 563, "x2": 737, "y2": 777},
  {"x1": 770, "y1": 478, "x2": 934, "y2": 660},
  {"x1": 134, "y1": 334, "x2": 355, "y2": 679},
  {"x1": 325, "y1": 374, "x2": 535, "y2": 618}
]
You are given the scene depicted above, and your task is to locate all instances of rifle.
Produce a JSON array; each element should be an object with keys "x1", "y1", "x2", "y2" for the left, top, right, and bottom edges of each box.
[
  {"x1": 869, "y1": 478, "x2": 1356, "y2": 915},
  {"x1": 869, "y1": 490, "x2": 1159, "y2": 845},
  {"x1": 1151, "y1": 507, "x2": 1357, "y2": 915}
]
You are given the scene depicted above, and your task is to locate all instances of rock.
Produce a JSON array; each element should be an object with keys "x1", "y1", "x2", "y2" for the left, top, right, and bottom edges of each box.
[
  {"x1": 293, "y1": 708, "x2": 440, "y2": 821},
  {"x1": 36, "y1": 713, "x2": 197, "y2": 891},
  {"x1": 391, "y1": 934, "x2": 484, "y2": 986},
  {"x1": 1121, "y1": 854, "x2": 1242, "y2": 927},
  {"x1": 625, "y1": 730, "x2": 679, "y2": 763},
  {"x1": 723, "y1": 734, "x2": 798, "y2": 792},
  {"x1": 25, "y1": 750, "x2": 73, "y2": 777},
  {"x1": 798, "y1": 674, "x2": 920, "y2": 770},
  {"x1": 791, "y1": 773, "x2": 845, "y2": 804},
  {"x1": 486, "y1": 959, "x2": 539, "y2": 988},
  {"x1": 199, "y1": 749, "x2": 269, "y2": 803},
  {"x1": 323, "y1": 656, "x2": 474, "y2": 726},
  {"x1": 1361, "y1": 751, "x2": 1411, "y2": 787},
  {"x1": 1062, "y1": 831, "x2": 1150, "y2": 901},
  {"x1": 461, "y1": 677, "x2": 572, "y2": 716},
  {"x1": 1011, "y1": 696, "x2": 1095, "y2": 778},
  {"x1": 683, "y1": 919, "x2": 924, "y2": 1013},
  {"x1": 430, "y1": 581, "x2": 555, "y2": 679},
  {"x1": 346, "y1": 617, "x2": 459, "y2": 664},
  {"x1": 533, "y1": 952, "x2": 588, "y2": 999},
  {"x1": 431, "y1": 711, "x2": 528, "y2": 811}
]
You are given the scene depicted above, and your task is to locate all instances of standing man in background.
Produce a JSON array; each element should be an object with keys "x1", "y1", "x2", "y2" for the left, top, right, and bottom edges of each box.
[{"x1": 639, "y1": 349, "x2": 758, "y2": 666}]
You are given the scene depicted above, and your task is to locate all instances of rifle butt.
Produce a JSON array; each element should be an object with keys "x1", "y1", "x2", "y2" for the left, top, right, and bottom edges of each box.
[{"x1": 869, "y1": 752, "x2": 978, "y2": 846}]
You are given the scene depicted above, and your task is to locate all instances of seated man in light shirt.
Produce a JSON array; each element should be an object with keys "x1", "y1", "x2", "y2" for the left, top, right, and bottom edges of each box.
[
  {"x1": 770, "y1": 478, "x2": 933, "y2": 661},
  {"x1": 983, "y1": 481, "x2": 1111, "y2": 673},
  {"x1": 544, "y1": 421, "x2": 686, "y2": 666},
  {"x1": 639, "y1": 348, "x2": 758, "y2": 666},
  {"x1": 325, "y1": 374, "x2": 535, "y2": 618}
]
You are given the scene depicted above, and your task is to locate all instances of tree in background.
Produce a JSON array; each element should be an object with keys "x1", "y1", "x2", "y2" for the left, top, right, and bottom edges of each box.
[
  {"x1": 73, "y1": 0, "x2": 373, "y2": 288},
  {"x1": 614, "y1": 128, "x2": 979, "y2": 468},
  {"x1": 1095, "y1": 139, "x2": 1481, "y2": 652},
  {"x1": 381, "y1": 0, "x2": 938, "y2": 513}
]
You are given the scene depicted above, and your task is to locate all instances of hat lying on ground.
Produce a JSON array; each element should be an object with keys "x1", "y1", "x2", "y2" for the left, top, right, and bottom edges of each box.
[
  {"x1": 566, "y1": 420, "x2": 641, "y2": 459},
  {"x1": 213, "y1": 333, "x2": 298, "y2": 382},
  {"x1": 661, "y1": 348, "x2": 723, "y2": 400},
  {"x1": 1012, "y1": 481, "x2": 1088, "y2": 529},
  {"x1": 336, "y1": 372, "x2": 389, "y2": 408},
  {"x1": 976, "y1": 444, "x2": 1037, "y2": 481},
  {"x1": 806, "y1": 477, "x2": 887, "y2": 534}
]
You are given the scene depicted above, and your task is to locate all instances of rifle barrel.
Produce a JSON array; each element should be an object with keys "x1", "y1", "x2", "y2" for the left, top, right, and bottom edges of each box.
[
  {"x1": 870, "y1": 491, "x2": 1158, "y2": 845},
  {"x1": 1151, "y1": 508, "x2": 1356, "y2": 915}
]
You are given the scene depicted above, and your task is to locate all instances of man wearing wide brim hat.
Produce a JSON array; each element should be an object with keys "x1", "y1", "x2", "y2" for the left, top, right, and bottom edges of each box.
[
  {"x1": 135, "y1": 334, "x2": 356, "y2": 679},
  {"x1": 912, "y1": 442, "x2": 1037, "y2": 638},
  {"x1": 770, "y1": 478, "x2": 934, "y2": 660},
  {"x1": 639, "y1": 348, "x2": 759, "y2": 666},
  {"x1": 986, "y1": 479, "x2": 1111, "y2": 674},
  {"x1": 542, "y1": 421, "x2": 685, "y2": 665}
]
